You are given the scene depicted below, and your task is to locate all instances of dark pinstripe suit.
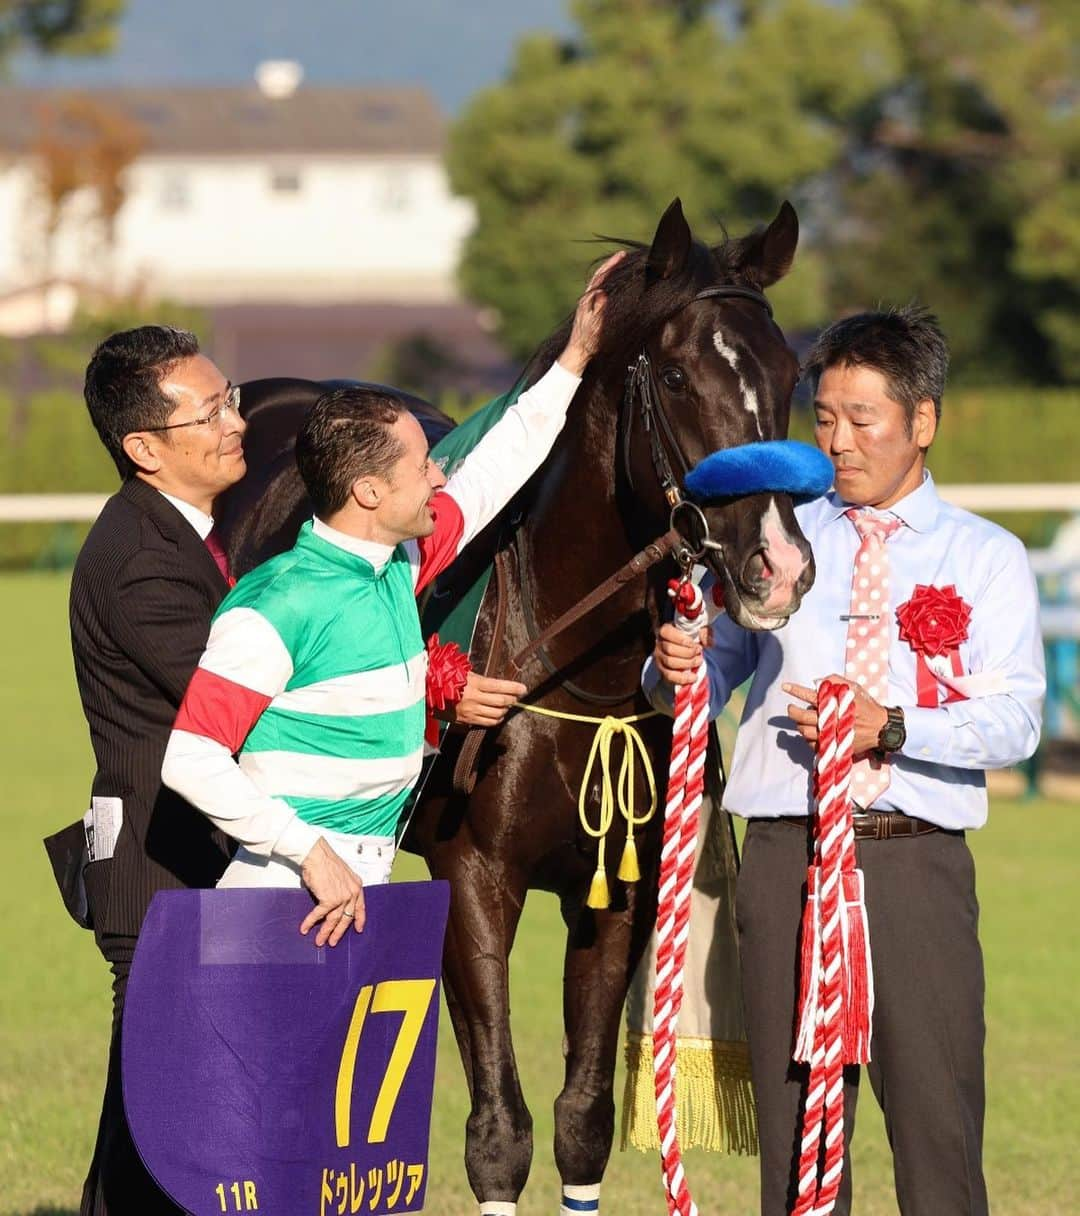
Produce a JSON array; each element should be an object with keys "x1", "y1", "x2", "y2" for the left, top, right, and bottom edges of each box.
[{"x1": 69, "y1": 476, "x2": 234, "y2": 1214}]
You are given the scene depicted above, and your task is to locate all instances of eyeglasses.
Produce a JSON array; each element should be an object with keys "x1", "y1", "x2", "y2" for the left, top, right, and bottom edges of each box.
[{"x1": 143, "y1": 385, "x2": 241, "y2": 432}]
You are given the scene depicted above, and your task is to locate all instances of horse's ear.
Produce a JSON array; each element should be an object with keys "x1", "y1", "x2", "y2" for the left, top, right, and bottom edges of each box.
[
  {"x1": 736, "y1": 200, "x2": 799, "y2": 287},
  {"x1": 646, "y1": 198, "x2": 693, "y2": 284}
]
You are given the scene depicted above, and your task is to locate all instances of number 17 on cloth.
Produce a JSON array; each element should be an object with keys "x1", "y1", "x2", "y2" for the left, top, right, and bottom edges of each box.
[{"x1": 122, "y1": 882, "x2": 449, "y2": 1214}]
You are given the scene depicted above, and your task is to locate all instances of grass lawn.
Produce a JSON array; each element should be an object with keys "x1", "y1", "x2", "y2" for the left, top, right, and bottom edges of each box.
[{"x1": 1, "y1": 572, "x2": 1075, "y2": 1215}]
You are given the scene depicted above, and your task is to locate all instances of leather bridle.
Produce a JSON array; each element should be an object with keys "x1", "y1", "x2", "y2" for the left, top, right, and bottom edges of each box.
[{"x1": 622, "y1": 283, "x2": 774, "y2": 516}]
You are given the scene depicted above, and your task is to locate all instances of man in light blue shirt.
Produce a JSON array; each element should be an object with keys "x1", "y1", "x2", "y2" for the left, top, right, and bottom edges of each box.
[{"x1": 644, "y1": 307, "x2": 1044, "y2": 1216}]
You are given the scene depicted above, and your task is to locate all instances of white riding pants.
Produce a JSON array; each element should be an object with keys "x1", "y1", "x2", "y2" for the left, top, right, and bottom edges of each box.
[{"x1": 216, "y1": 829, "x2": 396, "y2": 890}]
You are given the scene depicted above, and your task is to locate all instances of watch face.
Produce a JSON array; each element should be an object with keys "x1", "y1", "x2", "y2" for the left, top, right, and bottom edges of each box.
[
  {"x1": 882, "y1": 726, "x2": 903, "y2": 750},
  {"x1": 880, "y1": 712, "x2": 906, "y2": 752}
]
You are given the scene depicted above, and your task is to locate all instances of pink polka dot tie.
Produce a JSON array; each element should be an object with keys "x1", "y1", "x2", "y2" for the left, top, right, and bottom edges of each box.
[{"x1": 844, "y1": 508, "x2": 903, "y2": 807}]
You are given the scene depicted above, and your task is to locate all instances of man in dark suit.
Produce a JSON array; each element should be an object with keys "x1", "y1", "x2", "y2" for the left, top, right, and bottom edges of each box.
[
  {"x1": 58, "y1": 330, "x2": 534, "y2": 1211},
  {"x1": 67, "y1": 326, "x2": 248, "y2": 1214}
]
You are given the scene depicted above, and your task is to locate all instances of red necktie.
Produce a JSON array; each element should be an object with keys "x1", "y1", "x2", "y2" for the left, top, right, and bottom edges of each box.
[
  {"x1": 205, "y1": 528, "x2": 233, "y2": 587},
  {"x1": 844, "y1": 508, "x2": 903, "y2": 807}
]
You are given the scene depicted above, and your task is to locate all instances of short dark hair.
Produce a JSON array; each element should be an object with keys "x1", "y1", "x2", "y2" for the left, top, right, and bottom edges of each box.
[
  {"x1": 296, "y1": 387, "x2": 407, "y2": 517},
  {"x1": 84, "y1": 326, "x2": 201, "y2": 477},
  {"x1": 803, "y1": 306, "x2": 948, "y2": 430}
]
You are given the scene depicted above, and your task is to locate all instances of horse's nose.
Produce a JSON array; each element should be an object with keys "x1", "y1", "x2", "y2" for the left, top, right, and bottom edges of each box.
[{"x1": 741, "y1": 532, "x2": 812, "y2": 614}]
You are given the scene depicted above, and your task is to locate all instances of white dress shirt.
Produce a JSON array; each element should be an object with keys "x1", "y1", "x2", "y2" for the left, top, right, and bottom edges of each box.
[
  {"x1": 642, "y1": 472, "x2": 1045, "y2": 830},
  {"x1": 159, "y1": 490, "x2": 214, "y2": 540}
]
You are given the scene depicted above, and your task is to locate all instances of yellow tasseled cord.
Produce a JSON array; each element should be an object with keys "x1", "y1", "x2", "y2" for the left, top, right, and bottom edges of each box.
[{"x1": 513, "y1": 704, "x2": 659, "y2": 908}]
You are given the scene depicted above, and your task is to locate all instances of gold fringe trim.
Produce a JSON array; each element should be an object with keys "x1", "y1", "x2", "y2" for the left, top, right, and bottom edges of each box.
[{"x1": 620, "y1": 1033, "x2": 758, "y2": 1156}]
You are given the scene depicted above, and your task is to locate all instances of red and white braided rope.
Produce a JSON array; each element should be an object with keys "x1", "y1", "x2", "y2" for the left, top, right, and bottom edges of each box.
[
  {"x1": 652, "y1": 579, "x2": 709, "y2": 1216},
  {"x1": 790, "y1": 679, "x2": 866, "y2": 1216}
]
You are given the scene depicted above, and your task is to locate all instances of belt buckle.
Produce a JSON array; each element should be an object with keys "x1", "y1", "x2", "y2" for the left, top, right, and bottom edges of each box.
[{"x1": 852, "y1": 804, "x2": 888, "y2": 840}]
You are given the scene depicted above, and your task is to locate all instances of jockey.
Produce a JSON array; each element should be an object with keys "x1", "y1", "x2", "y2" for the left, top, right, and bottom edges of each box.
[{"x1": 162, "y1": 252, "x2": 625, "y2": 946}]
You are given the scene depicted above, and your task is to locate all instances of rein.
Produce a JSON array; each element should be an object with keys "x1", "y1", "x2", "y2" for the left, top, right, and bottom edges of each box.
[{"x1": 511, "y1": 525, "x2": 682, "y2": 707}]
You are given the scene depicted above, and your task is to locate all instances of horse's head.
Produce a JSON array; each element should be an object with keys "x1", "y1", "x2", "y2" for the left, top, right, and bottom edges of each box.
[{"x1": 596, "y1": 199, "x2": 814, "y2": 630}]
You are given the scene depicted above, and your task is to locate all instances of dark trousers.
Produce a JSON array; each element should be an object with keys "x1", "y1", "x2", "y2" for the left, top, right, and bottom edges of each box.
[
  {"x1": 736, "y1": 818, "x2": 988, "y2": 1216},
  {"x1": 81, "y1": 934, "x2": 184, "y2": 1216}
]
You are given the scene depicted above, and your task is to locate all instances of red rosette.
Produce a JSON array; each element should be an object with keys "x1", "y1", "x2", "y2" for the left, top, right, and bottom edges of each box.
[
  {"x1": 896, "y1": 583, "x2": 971, "y2": 657},
  {"x1": 424, "y1": 635, "x2": 471, "y2": 745},
  {"x1": 895, "y1": 584, "x2": 972, "y2": 706}
]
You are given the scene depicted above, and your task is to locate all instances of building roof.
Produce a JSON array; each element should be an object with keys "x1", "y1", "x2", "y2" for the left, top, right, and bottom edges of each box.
[{"x1": 0, "y1": 84, "x2": 447, "y2": 157}]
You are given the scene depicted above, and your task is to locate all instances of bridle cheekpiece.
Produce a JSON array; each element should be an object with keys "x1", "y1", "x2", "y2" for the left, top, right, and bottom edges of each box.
[{"x1": 622, "y1": 283, "x2": 775, "y2": 568}]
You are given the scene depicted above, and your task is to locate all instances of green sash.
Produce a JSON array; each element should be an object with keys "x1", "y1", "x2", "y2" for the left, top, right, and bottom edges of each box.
[{"x1": 421, "y1": 383, "x2": 523, "y2": 650}]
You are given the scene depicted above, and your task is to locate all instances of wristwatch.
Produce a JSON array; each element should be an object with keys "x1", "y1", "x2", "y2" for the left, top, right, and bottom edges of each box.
[{"x1": 877, "y1": 706, "x2": 906, "y2": 755}]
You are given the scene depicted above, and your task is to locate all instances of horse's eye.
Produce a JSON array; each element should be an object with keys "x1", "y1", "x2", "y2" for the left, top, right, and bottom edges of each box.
[{"x1": 661, "y1": 367, "x2": 687, "y2": 391}]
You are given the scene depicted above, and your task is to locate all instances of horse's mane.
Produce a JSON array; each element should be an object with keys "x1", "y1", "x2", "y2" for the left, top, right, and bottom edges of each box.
[{"x1": 518, "y1": 229, "x2": 767, "y2": 392}]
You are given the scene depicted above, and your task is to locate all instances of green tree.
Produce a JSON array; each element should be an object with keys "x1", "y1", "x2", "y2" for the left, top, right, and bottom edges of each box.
[
  {"x1": 450, "y1": 0, "x2": 1077, "y2": 382},
  {"x1": 448, "y1": 0, "x2": 889, "y2": 359},
  {"x1": 0, "y1": 0, "x2": 125, "y2": 62},
  {"x1": 815, "y1": 0, "x2": 1078, "y2": 383}
]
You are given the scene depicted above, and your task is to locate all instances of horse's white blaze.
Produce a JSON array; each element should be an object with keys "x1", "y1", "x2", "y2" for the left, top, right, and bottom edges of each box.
[{"x1": 712, "y1": 329, "x2": 763, "y2": 437}]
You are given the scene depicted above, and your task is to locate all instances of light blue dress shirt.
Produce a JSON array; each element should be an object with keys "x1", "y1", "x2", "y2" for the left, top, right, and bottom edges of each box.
[{"x1": 642, "y1": 472, "x2": 1045, "y2": 830}]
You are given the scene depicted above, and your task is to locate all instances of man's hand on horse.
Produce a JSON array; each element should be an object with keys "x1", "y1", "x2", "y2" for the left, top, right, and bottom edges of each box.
[
  {"x1": 653, "y1": 621, "x2": 713, "y2": 686},
  {"x1": 558, "y1": 250, "x2": 627, "y2": 376},
  {"x1": 783, "y1": 676, "x2": 890, "y2": 754},
  {"x1": 447, "y1": 672, "x2": 527, "y2": 728},
  {"x1": 299, "y1": 837, "x2": 366, "y2": 947}
]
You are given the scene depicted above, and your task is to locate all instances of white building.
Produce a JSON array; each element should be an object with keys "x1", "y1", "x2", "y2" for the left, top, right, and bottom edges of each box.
[{"x1": 0, "y1": 64, "x2": 476, "y2": 333}]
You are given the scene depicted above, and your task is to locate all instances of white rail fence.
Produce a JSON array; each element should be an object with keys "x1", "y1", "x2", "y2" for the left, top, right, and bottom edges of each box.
[
  {"x1": 0, "y1": 493, "x2": 110, "y2": 522},
  {"x1": 3, "y1": 483, "x2": 1080, "y2": 523},
  {"x1": 4, "y1": 484, "x2": 1077, "y2": 757},
  {"x1": 4, "y1": 481, "x2": 1078, "y2": 631}
]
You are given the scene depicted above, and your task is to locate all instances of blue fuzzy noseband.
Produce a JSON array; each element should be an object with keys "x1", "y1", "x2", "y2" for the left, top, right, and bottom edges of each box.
[{"x1": 684, "y1": 439, "x2": 833, "y2": 505}]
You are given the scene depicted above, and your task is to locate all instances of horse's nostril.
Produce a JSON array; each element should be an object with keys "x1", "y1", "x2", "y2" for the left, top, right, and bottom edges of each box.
[{"x1": 743, "y1": 549, "x2": 773, "y2": 586}]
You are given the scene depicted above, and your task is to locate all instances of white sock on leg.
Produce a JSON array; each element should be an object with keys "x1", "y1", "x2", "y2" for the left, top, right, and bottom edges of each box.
[
  {"x1": 561, "y1": 1182, "x2": 601, "y2": 1215},
  {"x1": 479, "y1": 1203, "x2": 517, "y2": 1216}
]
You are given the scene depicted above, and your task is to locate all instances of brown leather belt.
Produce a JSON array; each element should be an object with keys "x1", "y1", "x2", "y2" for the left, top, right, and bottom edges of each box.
[{"x1": 778, "y1": 811, "x2": 939, "y2": 840}]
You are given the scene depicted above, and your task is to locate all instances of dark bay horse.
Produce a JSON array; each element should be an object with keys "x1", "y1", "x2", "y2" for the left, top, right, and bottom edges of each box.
[{"x1": 217, "y1": 199, "x2": 815, "y2": 1210}]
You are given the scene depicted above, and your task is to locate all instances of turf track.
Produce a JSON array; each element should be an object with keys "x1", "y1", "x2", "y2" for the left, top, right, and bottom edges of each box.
[{"x1": 1, "y1": 573, "x2": 1074, "y2": 1214}]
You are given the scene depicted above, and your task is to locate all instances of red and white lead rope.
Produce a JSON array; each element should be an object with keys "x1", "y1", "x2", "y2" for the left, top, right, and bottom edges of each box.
[
  {"x1": 652, "y1": 578, "x2": 709, "y2": 1216},
  {"x1": 790, "y1": 679, "x2": 875, "y2": 1216}
]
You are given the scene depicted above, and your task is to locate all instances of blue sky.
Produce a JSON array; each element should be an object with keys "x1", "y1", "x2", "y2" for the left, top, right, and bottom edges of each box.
[{"x1": 13, "y1": 0, "x2": 575, "y2": 112}]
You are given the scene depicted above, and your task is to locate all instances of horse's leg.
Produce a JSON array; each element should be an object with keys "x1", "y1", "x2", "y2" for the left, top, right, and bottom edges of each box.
[
  {"x1": 436, "y1": 846, "x2": 532, "y2": 1214},
  {"x1": 553, "y1": 891, "x2": 648, "y2": 1215},
  {"x1": 441, "y1": 969, "x2": 475, "y2": 1094}
]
